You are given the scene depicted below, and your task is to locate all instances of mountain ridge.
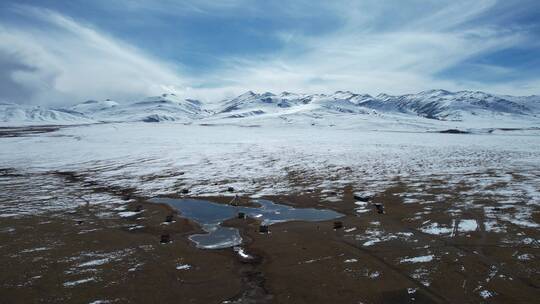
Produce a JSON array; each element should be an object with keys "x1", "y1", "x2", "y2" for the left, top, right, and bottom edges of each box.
[{"x1": 1, "y1": 89, "x2": 539, "y2": 126}]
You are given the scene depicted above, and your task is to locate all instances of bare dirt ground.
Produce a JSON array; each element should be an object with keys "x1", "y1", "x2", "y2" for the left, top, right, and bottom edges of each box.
[{"x1": 1, "y1": 168, "x2": 539, "y2": 304}]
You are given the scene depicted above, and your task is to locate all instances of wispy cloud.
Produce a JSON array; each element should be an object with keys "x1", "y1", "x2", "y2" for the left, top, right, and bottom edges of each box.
[
  {"x1": 0, "y1": 5, "x2": 187, "y2": 105},
  {"x1": 202, "y1": 0, "x2": 537, "y2": 97}
]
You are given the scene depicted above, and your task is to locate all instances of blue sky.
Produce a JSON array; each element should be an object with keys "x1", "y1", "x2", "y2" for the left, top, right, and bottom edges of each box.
[{"x1": 0, "y1": 0, "x2": 539, "y2": 105}]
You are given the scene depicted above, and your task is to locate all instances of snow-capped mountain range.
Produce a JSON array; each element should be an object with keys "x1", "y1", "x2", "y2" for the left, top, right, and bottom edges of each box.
[{"x1": 1, "y1": 90, "x2": 539, "y2": 127}]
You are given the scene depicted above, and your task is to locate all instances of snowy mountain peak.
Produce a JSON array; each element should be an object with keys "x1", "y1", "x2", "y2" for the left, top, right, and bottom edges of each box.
[
  {"x1": 0, "y1": 103, "x2": 94, "y2": 125},
  {"x1": 331, "y1": 91, "x2": 356, "y2": 99},
  {"x1": 417, "y1": 89, "x2": 452, "y2": 96},
  {"x1": 236, "y1": 91, "x2": 257, "y2": 99},
  {"x1": 70, "y1": 99, "x2": 119, "y2": 115}
]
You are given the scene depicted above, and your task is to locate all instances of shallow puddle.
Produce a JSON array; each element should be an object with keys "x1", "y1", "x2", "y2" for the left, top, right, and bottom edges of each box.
[{"x1": 151, "y1": 198, "x2": 343, "y2": 249}]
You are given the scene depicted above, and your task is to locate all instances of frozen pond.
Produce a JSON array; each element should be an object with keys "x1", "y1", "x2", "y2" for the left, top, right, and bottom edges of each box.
[{"x1": 151, "y1": 198, "x2": 343, "y2": 249}]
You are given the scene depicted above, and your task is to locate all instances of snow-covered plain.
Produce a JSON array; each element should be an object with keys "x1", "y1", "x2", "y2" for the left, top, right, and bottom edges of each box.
[
  {"x1": 1, "y1": 123, "x2": 539, "y2": 197},
  {"x1": 1, "y1": 122, "x2": 539, "y2": 229}
]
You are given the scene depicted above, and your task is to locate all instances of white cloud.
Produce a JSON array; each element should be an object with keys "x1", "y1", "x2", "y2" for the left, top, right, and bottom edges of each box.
[
  {"x1": 201, "y1": 0, "x2": 538, "y2": 97},
  {"x1": 0, "y1": 6, "x2": 187, "y2": 105}
]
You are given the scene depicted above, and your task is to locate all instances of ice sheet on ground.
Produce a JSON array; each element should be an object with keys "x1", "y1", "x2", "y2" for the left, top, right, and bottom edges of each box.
[{"x1": 458, "y1": 219, "x2": 478, "y2": 232}]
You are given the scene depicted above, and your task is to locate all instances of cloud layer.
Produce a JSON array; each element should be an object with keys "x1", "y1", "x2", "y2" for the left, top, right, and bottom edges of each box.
[
  {"x1": 0, "y1": 1, "x2": 539, "y2": 105},
  {"x1": 204, "y1": 0, "x2": 536, "y2": 97},
  {"x1": 0, "y1": 6, "x2": 186, "y2": 106}
]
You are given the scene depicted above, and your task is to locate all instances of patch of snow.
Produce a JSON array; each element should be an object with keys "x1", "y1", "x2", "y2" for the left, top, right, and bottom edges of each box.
[
  {"x1": 63, "y1": 277, "x2": 95, "y2": 287},
  {"x1": 128, "y1": 225, "x2": 145, "y2": 230},
  {"x1": 78, "y1": 258, "x2": 111, "y2": 268},
  {"x1": 176, "y1": 264, "x2": 192, "y2": 270},
  {"x1": 233, "y1": 246, "x2": 253, "y2": 259},
  {"x1": 21, "y1": 247, "x2": 50, "y2": 253},
  {"x1": 483, "y1": 220, "x2": 506, "y2": 233},
  {"x1": 128, "y1": 263, "x2": 144, "y2": 272},
  {"x1": 369, "y1": 271, "x2": 381, "y2": 279},
  {"x1": 356, "y1": 228, "x2": 413, "y2": 247},
  {"x1": 118, "y1": 211, "x2": 142, "y2": 218},
  {"x1": 479, "y1": 290, "x2": 494, "y2": 299},
  {"x1": 420, "y1": 222, "x2": 453, "y2": 235},
  {"x1": 299, "y1": 256, "x2": 333, "y2": 264},
  {"x1": 400, "y1": 255, "x2": 434, "y2": 264},
  {"x1": 78, "y1": 228, "x2": 101, "y2": 234},
  {"x1": 517, "y1": 253, "x2": 534, "y2": 261}
]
